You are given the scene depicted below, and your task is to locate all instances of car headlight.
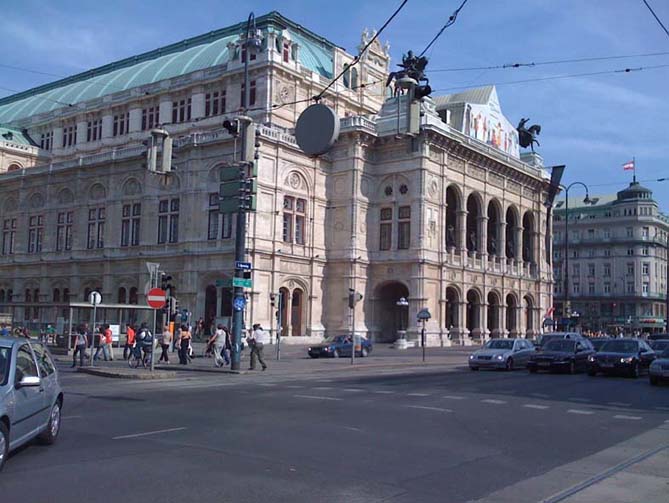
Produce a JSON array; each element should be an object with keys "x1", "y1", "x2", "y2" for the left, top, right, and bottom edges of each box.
[
  {"x1": 496, "y1": 354, "x2": 505, "y2": 360},
  {"x1": 469, "y1": 354, "x2": 475, "y2": 359},
  {"x1": 322, "y1": 347, "x2": 329, "y2": 351},
  {"x1": 588, "y1": 356, "x2": 595, "y2": 362},
  {"x1": 620, "y1": 357, "x2": 634, "y2": 363}
]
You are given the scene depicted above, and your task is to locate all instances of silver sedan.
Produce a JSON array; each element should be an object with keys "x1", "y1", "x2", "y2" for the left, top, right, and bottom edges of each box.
[
  {"x1": 469, "y1": 338, "x2": 535, "y2": 371},
  {"x1": 649, "y1": 348, "x2": 669, "y2": 386}
]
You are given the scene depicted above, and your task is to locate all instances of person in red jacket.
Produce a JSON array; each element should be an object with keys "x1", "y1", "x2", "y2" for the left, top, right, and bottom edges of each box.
[
  {"x1": 104, "y1": 324, "x2": 114, "y2": 361},
  {"x1": 124, "y1": 324, "x2": 136, "y2": 360}
]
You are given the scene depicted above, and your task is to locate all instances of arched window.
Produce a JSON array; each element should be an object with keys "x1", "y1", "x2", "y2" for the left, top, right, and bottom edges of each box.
[
  {"x1": 129, "y1": 287, "x2": 138, "y2": 305},
  {"x1": 0, "y1": 289, "x2": 4, "y2": 303},
  {"x1": 118, "y1": 287, "x2": 127, "y2": 304},
  {"x1": 7, "y1": 163, "x2": 21, "y2": 172},
  {"x1": 53, "y1": 288, "x2": 61, "y2": 303}
]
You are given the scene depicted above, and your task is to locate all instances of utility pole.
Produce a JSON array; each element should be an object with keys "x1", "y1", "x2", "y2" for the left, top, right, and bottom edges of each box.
[{"x1": 230, "y1": 13, "x2": 261, "y2": 371}]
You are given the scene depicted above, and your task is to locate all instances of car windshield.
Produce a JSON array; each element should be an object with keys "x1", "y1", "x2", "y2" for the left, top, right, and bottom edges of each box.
[
  {"x1": 0, "y1": 347, "x2": 9, "y2": 386},
  {"x1": 600, "y1": 340, "x2": 638, "y2": 353},
  {"x1": 324, "y1": 336, "x2": 347, "y2": 344},
  {"x1": 544, "y1": 340, "x2": 576, "y2": 352},
  {"x1": 485, "y1": 340, "x2": 514, "y2": 350},
  {"x1": 591, "y1": 339, "x2": 609, "y2": 350},
  {"x1": 650, "y1": 340, "x2": 669, "y2": 352}
]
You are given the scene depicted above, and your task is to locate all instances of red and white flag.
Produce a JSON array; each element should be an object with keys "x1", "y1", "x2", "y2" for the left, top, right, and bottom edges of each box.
[{"x1": 623, "y1": 160, "x2": 635, "y2": 171}]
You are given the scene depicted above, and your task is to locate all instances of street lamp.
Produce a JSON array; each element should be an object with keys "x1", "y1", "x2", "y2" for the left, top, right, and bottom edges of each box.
[
  {"x1": 560, "y1": 182, "x2": 596, "y2": 329},
  {"x1": 394, "y1": 297, "x2": 409, "y2": 349}
]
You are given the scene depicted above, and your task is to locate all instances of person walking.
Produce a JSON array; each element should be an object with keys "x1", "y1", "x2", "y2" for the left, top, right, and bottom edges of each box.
[
  {"x1": 222, "y1": 326, "x2": 231, "y2": 365},
  {"x1": 93, "y1": 326, "x2": 109, "y2": 361},
  {"x1": 211, "y1": 324, "x2": 228, "y2": 368},
  {"x1": 71, "y1": 326, "x2": 88, "y2": 368},
  {"x1": 159, "y1": 324, "x2": 172, "y2": 363},
  {"x1": 248, "y1": 324, "x2": 268, "y2": 371},
  {"x1": 177, "y1": 324, "x2": 191, "y2": 365},
  {"x1": 124, "y1": 324, "x2": 136, "y2": 360},
  {"x1": 104, "y1": 324, "x2": 114, "y2": 360}
]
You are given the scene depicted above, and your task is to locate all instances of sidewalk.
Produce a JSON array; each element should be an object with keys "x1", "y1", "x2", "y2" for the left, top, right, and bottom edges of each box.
[{"x1": 56, "y1": 343, "x2": 476, "y2": 378}]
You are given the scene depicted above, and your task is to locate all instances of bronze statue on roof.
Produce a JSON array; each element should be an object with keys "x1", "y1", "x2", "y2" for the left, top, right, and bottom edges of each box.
[
  {"x1": 517, "y1": 118, "x2": 541, "y2": 152},
  {"x1": 386, "y1": 50, "x2": 430, "y2": 96}
]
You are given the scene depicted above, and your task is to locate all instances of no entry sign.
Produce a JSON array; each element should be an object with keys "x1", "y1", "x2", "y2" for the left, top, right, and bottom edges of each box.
[{"x1": 147, "y1": 288, "x2": 167, "y2": 309}]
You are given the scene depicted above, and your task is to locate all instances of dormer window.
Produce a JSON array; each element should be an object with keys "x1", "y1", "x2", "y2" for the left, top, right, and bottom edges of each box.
[{"x1": 283, "y1": 42, "x2": 290, "y2": 62}]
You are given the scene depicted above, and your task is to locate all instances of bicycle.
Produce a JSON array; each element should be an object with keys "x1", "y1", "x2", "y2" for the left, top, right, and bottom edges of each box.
[{"x1": 128, "y1": 345, "x2": 152, "y2": 369}]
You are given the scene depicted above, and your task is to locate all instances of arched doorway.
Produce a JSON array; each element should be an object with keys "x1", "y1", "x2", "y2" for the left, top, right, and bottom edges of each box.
[
  {"x1": 446, "y1": 186, "x2": 461, "y2": 250},
  {"x1": 522, "y1": 212, "x2": 535, "y2": 264},
  {"x1": 279, "y1": 288, "x2": 289, "y2": 337},
  {"x1": 505, "y1": 206, "x2": 518, "y2": 260},
  {"x1": 466, "y1": 289, "x2": 481, "y2": 337},
  {"x1": 204, "y1": 285, "x2": 217, "y2": 335},
  {"x1": 466, "y1": 194, "x2": 481, "y2": 253},
  {"x1": 506, "y1": 293, "x2": 518, "y2": 337},
  {"x1": 291, "y1": 288, "x2": 303, "y2": 337},
  {"x1": 445, "y1": 286, "x2": 460, "y2": 333},
  {"x1": 487, "y1": 201, "x2": 501, "y2": 257},
  {"x1": 524, "y1": 295, "x2": 535, "y2": 336},
  {"x1": 487, "y1": 291, "x2": 501, "y2": 337},
  {"x1": 374, "y1": 282, "x2": 410, "y2": 342}
]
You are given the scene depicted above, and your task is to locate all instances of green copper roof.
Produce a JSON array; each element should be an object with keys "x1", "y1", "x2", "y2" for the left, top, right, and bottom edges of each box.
[
  {"x1": 0, "y1": 125, "x2": 34, "y2": 146},
  {"x1": 0, "y1": 11, "x2": 334, "y2": 125}
]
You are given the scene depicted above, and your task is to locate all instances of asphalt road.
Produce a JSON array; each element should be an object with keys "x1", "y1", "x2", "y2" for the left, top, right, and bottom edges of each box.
[{"x1": 1, "y1": 362, "x2": 668, "y2": 503}]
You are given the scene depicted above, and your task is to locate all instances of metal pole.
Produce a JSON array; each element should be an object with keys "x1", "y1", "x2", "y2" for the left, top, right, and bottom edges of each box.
[
  {"x1": 67, "y1": 307, "x2": 73, "y2": 357},
  {"x1": 351, "y1": 299, "x2": 356, "y2": 365},
  {"x1": 151, "y1": 309, "x2": 156, "y2": 372},
  {"x1": 90, "y1": 304, "x2": 97, "y2": 367},
  {"x1": 231, "y1": 12, "x2": 254, "y2": 371},
  {"x1": 422, "y1": 320, "x2": 426, "y2": 362},
  {"x1": 276, "y1": 293, "x2": 282, "y2": 361},
  {"x1": 563, "y1": 187, "x2": 569, "y2": 328}
]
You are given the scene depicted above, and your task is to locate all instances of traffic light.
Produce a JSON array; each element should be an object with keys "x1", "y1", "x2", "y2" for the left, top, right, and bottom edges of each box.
[
  {"x1": 348, "y1": 289, "x2": 363, "y2": 309},
  {"x1": 223, "y1": 119, "x2": 240, "y2": 137}
]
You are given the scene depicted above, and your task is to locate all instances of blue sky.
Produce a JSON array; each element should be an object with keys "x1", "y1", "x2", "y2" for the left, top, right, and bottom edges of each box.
[{"x1": 2, "y1": 0, "x2": 668, "y2": 206}]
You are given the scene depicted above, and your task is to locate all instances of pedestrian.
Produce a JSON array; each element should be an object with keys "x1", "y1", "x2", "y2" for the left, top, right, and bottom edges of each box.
[
  {"x1": 104, "y1": 324, "x2": 114, "y2": 360},
  {"x1": 0, "y1": 324, "x2": 7, "y2": 337},
  {"x1": 46, "y1": 324, "x2": 56, "y2": 344},
  {"x1": 177, "y1": 324, "x2": 191, "y2": 365},
  {"x1": 222, "y1": 326, "x2": 231, "y2": 365},
  {"x1": 124, "y1": 324, "x2": 136, "y2": 360},
  {"x1": 212, "y1": 324, "x2": 227, "y2": 368},
  {"x1": 136, "y1": 323, "x2": 154, "y2": 362},
  {"x1": 159, "y1": 324, "x2": 172, "y2": 363},
  {"x1": 93, "y1": 326, "x2": 109, "y2": 361},
  {"x1": 71, "y1": 326, "x2": 88, "y2": 368},
  {"x1": 248, "y1": 323, "x2": 268, "y2": 371}
]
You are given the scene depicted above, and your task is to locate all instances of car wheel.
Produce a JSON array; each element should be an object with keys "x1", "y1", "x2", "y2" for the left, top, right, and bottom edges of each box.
[
  {"x1": 506, "y1": 358, "x2": 514, "y2": 371},
  {"x1": 38, "y1": 400, "x2": 61, "y2": 445},
  {"x1": 309, "y1": 354, "x2": 318, "y2": 359},
  {"x1": 630, "y1": 362, "x2": 640, "y2": 379},
  {"x1": 360, "y1": 347, "x2": 369, "y2": 358},
  {"x1": 0, "y1": 421, "x2": 8, "y2": 472},
  {"x1": 568, "y1": 361, "x2": 576, "y2": 375},
  {"x1": 649, "y1": 375, "x2": 659, "y2": 386},
  {"x1": 333, "y1": 349, "x2": 340, "y2": 358}
]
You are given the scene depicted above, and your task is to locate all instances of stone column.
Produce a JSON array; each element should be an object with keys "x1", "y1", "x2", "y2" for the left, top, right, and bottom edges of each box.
[
  {"x1": 285, "y1": 291, "x2": 293, "y2": 337},
  {"x1": 76, "y1": 119, "x2": 87, "y2": 145},
  {"x1": 515, "y1": 226, "x2": 523, "y2": 264},
  {"x1": 457, "y1": 210, "x2": 467, "y2": 255},
  {"x1": 458, "y1": 301, "x2": 470, "y2": 345},
  {"x1": 498, "y1": 220, "x2": 506, "y2": 261},
  {"x1": 101, "y1": 113, "x2": 114, "y2": 139},
  {"x1": 52, "y1": 126, "x2": 64, "y2": 154},
  {"x1": 500, "y1": 304, "x2": 509, "y2": 338},
  {"x1": 479, "y1": 215, "x2": 488, "y2": 261},
  {"x1": 128, "y1": 107, "x2": 142, "y2": 133},
  {"x1": 159, "y1": 97, "x2": 172, "y2": 126},
  {"x1": 480, "y1": 301, "x2": 489, "y2": 340}
]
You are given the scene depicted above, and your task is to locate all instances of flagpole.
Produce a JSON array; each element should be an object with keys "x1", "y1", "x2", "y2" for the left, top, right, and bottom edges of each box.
[{"x1": 633, "y1": 156, "x2": 636, "y2": 183}]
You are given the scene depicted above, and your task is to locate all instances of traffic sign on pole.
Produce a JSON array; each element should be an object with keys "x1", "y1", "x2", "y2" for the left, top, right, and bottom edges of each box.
[
  {"x1": 232, "y1": 278, "x2": 253, "y2": 288},
  {"x1": 235, "y1": 261, "x2": 252, "y2": 270},
  {"x1": 147, "y1": 288, "x2": 167, "y2": 309}
]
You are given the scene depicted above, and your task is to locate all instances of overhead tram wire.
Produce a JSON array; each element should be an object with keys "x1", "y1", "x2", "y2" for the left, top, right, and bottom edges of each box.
[
  {"x1": 0, "y1": 84, "x2": 74, "y2": 108},
  {"x1": 430, "y1": 50, "x2": 669, "y2": 73},
  {"x1": 313, "y1": 0, "x2": 410, "y2": 102},
  {"x1": 642, "y1": 0, "x2": 669, "y2": 39},
  {"x1": 419, "y1": 0, "x2": 469, "y2": 57},
  {"x1": 432, "y1": 63, "x2": 669, "y2": 92}
]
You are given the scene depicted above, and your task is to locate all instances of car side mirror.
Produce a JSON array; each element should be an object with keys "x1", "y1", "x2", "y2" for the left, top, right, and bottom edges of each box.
[{"x1": 16, "y1": 375, "x2": 41, "y2": 388}]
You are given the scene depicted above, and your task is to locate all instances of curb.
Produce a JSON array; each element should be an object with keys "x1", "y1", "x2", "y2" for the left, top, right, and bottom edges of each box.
[
  {"x1": 76, "y1": 367, "x2": 177, "y2": 379},
  {"x1": 154, "y1": 365, "x2": 248, "y2": 375}
]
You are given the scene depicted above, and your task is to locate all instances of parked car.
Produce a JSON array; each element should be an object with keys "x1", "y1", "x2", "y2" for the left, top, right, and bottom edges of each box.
[
  {"x1": 0, "y1": 336, "x2": 63, "y2": 471},
  {"x1": 589, "y1": 338, "x2": 612, "y2": 352},
  {"x1": 649, "y1": 348, "x2": 669, "y2": 385},
  {"x1": 527, "y1": 338, "x2": 595, "y2": 374},
  {"x1": 587, "y1": 338, "x2": 656, "y2": 378},
  {"x1": 536, "y1": 332, "x2": 585, "y2": 348},
  {"x1": 468, "y1": 338, "x2": 535, "y2": 371},
  {"x1": 308, "y1": 335, "x2": 372, "y2": 358},
  {"x1": 649, "y1": 339, "x2": 669, "y2": 353},
  {"x1": 647, "y1": 333, "x2": 669, "y2": 341}
]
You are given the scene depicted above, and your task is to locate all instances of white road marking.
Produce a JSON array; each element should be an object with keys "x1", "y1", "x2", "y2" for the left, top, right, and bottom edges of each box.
[
  {"x1": 442, "y1": 395, "x2": 466, "y2": 400},
  {"x1": 481, "y1": 399, "x2": 507, "y2": 405},
  {"x1": 342, "y1": 388, "x2": 364, "y2": 392},
  {"x1": 607, "y1": 402, "x2": 632, "y2": 407},
  {"x1": 567, "y1": 409, "x2": 594, "y2": 415},
  {"x1": 62, "y1": 415, "x2": 83, "y2": 419},
  {"x1": 523, "y1": 404, "x2": 550, "y2": 410},
  {"x1": 113, "y1": 427, "x2": 187, "y2": 440},
  {"x1": 655, "y1": 406, "x2": 669, "y2": 411},
  {"x1": 404, "y1": 405, "x2": 452, "y2": 413},
  {"x1": 407, "y1": 393, "x2": 430, "y2": 397},
  {"x1": 343, "y1": 426, "x2": 363, "y2": 432},
  {"x1": 293, "y1": 395, "x2": 341, "y2": 401},
  {"x1": 312, "y1": 387, "x2": 333, "y2": 390},
  {"x1": 372, "y1": 390, "x2": 395, "y2": 394},
  {"x1": 613, "y1": 415, "x2": 642, "y2": 421},
  {"x1": 285, "y1": 385, "x2": 304, "y2": 389}
]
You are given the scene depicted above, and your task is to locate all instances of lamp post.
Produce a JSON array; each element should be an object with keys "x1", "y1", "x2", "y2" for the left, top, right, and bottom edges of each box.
[
  {"x1": 394, "y1": 297, "x2": 409, "y2": 349},
  {"x1": 561, "y1": 182, "x2": 595, "y2": 330}
]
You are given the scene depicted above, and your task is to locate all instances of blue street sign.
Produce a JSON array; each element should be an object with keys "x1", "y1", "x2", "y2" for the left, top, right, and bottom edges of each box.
[
  {"x1": 233, "y1": 296, "x2": 246, "y2": 312},
  {"x1": 235, "y1": 261, "x2": 252, "y2": 270}
]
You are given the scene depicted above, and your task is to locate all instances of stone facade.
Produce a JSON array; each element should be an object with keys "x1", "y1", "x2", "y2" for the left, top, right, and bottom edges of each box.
[{"x1": 0, "y1": 12, "x2": 552, "y2": 344}]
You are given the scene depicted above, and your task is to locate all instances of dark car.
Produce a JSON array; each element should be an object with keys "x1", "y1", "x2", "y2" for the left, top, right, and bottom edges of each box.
[
  {"x1": 587, "y1": 338, "x2": 656, "y2": 378},
  {"x1": 649, "y1": 339, "x2": 669, "y2": 353},
  {"x1": 527, "y1": 339, "x2": 595, "y2": 374},
  {"x1": 647, "y1": 333, "x2": 669, "y2": 341},
  {"x1": 649, "y1": 348, "x2": 669, "y2": 385},
  {"x1": 537, "y1": 332, "x2": 585, "y2": 348},
  {"x1": 590, "y1": 338, "x2": 612, "y2": 352},
  {"x1": 308, "y1": 335, "x2": 372, "y2": 358}
]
